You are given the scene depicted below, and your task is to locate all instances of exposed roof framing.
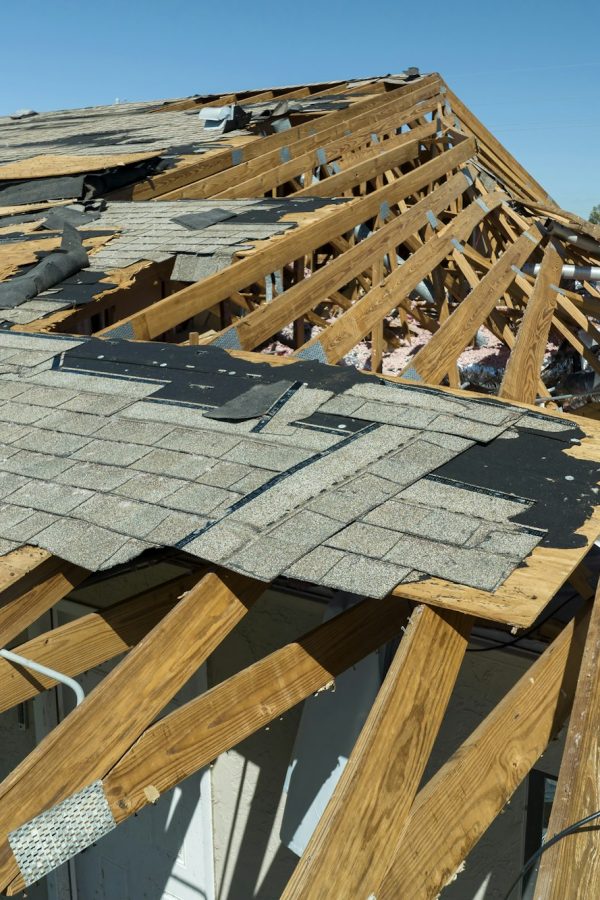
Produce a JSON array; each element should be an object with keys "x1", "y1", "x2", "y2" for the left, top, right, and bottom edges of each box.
[{"x1": 0, "y1": 68, "x2": 599, "y2": 898}]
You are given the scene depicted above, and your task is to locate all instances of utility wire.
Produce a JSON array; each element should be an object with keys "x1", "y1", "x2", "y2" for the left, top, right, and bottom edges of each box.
[
  {"x1": 503, "y1": 809, "x2": 600, "y2": 899},
  {"x1": 466, "y1": 590, "x2": 579, "y2": 653}
]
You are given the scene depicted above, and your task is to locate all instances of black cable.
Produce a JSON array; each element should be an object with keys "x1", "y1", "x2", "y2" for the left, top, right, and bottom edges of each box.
[
  {"x1": 466, "y1": 590, "x2": 579, "y2": 653},
  {"x1": 503, "y1": 809, "x2": 600, "y2": 899}
]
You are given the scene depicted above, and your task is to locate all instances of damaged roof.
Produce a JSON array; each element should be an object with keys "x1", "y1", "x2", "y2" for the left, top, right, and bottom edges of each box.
[{"x1": 0, "y1": 331, "x2": 593, "y2": 600}]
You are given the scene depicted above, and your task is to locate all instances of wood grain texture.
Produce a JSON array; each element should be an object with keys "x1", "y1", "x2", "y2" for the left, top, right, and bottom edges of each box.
[
  {"x1": 534, "y1": 583, "x2": 600, "y2": 899},
  {"x1": 0, "y1": 569, "x2": 263, "y2": 892},
  {"x1": 98, "y1": 139, "x2": 475, "y2": 340},
  {"x1": 403, "y1": 226, "x2": 543, "y2": 384},
  {"x1": 296, "y1": 191, "x2": 506, "y2": 364},
  {"x1": 501, "y1": 244, "x2": 570, "y2": 403},
  {"x1": 376, "y1": 607, "x2": 591, "y2": 899},
  {"x1": 218, "y1": 170, "x2": 470, "y2": 351},
  {"x1": 0, "y1": 572, "x2": 199, "y2": 712},
  {"x1": 281, "y1": 606, "x2": 472, "y2": 900},
  {"x1": 0, "y1": 552, "x2": 87, "y2": 647},
  {"x1": 102, "y1": 593, "x2": 412, "y2": 823},
  {"x1": 0, "y1": 152, "x2": 164, "y2": 180}
]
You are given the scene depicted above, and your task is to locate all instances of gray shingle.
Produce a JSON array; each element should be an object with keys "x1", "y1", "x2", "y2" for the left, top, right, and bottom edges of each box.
[
  {"x1": 156, "y1": 427, "x2": 241, "y2": 458},
  {"x1": 59, "y1": 393, "x2": 134, "y2": 416},
  {"x1": 3, "y1": 450, "x2": 74, "y2": 480},
  {"x1": 73, "y1": 494, "x2": 170, "y2": 538},
  {"x1": 476, "y1": 529, "x2": 543, "y2": 559},
  {"x1": 0, "y1": 423, "x2": 32, "y2": 445},
  {"x1": 99, "y1": 538, "x2": 156, "y2": 570},
  {"x1": 308, "y1": 473, "x2": 396, "y2": 521},
  {"x1": 223, "y1": 440, "x2": 313, "y2": 471},
  {"x1": 0, "y1": 508, "x2": 58, "y2": 541},
  {"x1": 166, "y1": 483, "x2": 238, "y2": 515},
  {"x1": 266, "y1": 509, "x2": 342, "y2": 550},
  {"x1": 0, "y1": 472, "x2": 27, "y2": 500},
  {"x1": 196, "y1": 460, "x2": 252, "y2": 488},
  {"x1": 369, "y1": 438, "x2": 459, "y2": 485},
  {"x1": 132, "y1": 448, "x2": 213, "y2": 480},
  {"x1": 354, "y1": 401, "x2": 437, "y2": 429},
  {"x1": 56, "y1": 462, "x2": 134, "y2": 492},
  {"x1": 366, "y1": 501, "x2": 479, "y2": 545},
  {"x1": 428, "y1": 414, "x2": 508, "y2": 444},
  {"x1": 17, "y1": 386, "x2": 78, "y2": 408},
  {"x1": 326, "y1": 522, "x2": 400, "y2": 558},
  {"x1": 185, "y1": 520, "x2": 258, "y2": 563},
  {"x1": 399, "y1": 478, "x2": 532, "y2": 522},
  {"x1": 320, "y1": 554, "x2": 409, "y2": 598},
  {"x1": 93, "y1": 419, "x2": 175, "y2": 446},
  {"x1": 232, "y1": 468, "x2": 279, "y2": 493},
  {"x1": 386, "y1": 535, "x2": 514, "y2": 591},
  {"x1": 115, "y1": 472, "x2": 188, "y2": 503},
  {"x1": 9, "y1": 480, "x2": 92, "y2": 514},
  {"x1": 35, "y1": 410, "x2": 107, "y2": 437},
  {"x1": 74, "y1": 439, "x2": 152, "y2": 466},
  {"x1": 30, "y1": 518, "x2": 131, "y2": 569},
  {"x1": 14, "y1": 428, "x2": 91, "y2": 456},
  {"x1": 145, "y1": 511, "x2": 207, "y2": 545},
  {"x1": 314, "y1": 394, "x2": 364, "y2": 418},
  {"x1": 0, "y1": 402, "x2": 47, "y2": 425},
  {"x1": 285, "y1": 546, "x2": 345, "y2": 581},
  {"x1": 226, "y1": 537, "x2": 305, "y2": 581}
]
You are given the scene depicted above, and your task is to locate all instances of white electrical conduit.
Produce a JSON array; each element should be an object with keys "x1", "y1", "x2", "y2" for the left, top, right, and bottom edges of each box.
[{"x1": 0, "y1": 647, "x2": 85, "y2": 706}]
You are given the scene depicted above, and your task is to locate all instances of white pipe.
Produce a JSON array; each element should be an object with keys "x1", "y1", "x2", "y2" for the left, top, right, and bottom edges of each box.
[
  {"x1": 521, "y1": 263, "x2": 600, "y2": 281},
  {"x1": 0, "y1": 648, "x2": 85, "y2": 706}
]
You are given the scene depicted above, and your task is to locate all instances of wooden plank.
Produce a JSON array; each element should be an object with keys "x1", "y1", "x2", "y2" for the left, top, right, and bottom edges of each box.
[
  {"x1": 401, "y1": 226, "x2": 543, "y2": 383},
  {"x1": 157, "y1": 78, "x2": 440, "y2": 200},
  {"x1": 292, "y1": 135, "x2": 424, "y2": 198},
  {"x1": 0, "y1": 569, "x2": 263, "y2": 892},
  {"x1": 0, "y1": 550, "x2": 87, "y2": 647},
  {"x1": 101, "y1": 593, "x2": 412, "y2": 823},
  {"x1": 219, "y1": 119, "x2": 437, "y2": 200},
  {"x1": 281, "y1": 606, "x2": 472, "y2": 900},
  {"x1": 295, "y1": 191, "x2": 508, "y2": 364},
  {"x1": 376, "y1": 606, "x2": 591, "y2": 899},
  {"x1": 214, "y1": 170, "x2": 471, "y2": 351},
  {"x1": 500, "y1": 243, "x2": 563, "y2": 403},
  {"x1": 99, "y1": 139, "x2": 476, "y2": 340},
  {"x1": 0, "y1": 572, "x2": 199, "y2": 713},
  {"x1": 534, "y1": 582, "x2": 600, "y2": 898},
  {"x1": 0, "y1": 152, "x2": 164, "y2": 180}
]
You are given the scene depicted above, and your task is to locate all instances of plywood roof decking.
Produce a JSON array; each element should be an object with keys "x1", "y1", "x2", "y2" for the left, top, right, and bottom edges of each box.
[{"x1": 0, "y1": 331, "x2": 595, "y2": 616}]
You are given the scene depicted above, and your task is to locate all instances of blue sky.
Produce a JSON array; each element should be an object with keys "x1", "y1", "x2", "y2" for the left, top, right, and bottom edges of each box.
[{"x1": 2, "y1": 0, "x2": 599, "y2": 217}]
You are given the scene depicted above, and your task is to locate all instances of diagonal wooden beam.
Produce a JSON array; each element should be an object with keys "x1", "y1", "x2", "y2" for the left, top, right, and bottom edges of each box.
[
  {"x1": 375, "y1": 605, "x2": 591, "y2": 899},
  {"x1": 99, "y1": 139, "x2": 476, "y2": 341},
  {"x1": 0, "y1": 569, "x2": 263, "y2": 892},
  {"x1": 157, "y1": 78, "x2": 442, "y2": 201},
  {"x1": 99, "y1": 593, "x2": 412, "y2": 828},
  {"x1": 281, "y1": 606, "x2": 472, "y2": 900},
  {"x1": 294, "y1": 191, "x2": 508, "y2": 365},
  {"x1": 0, "y1": 549, "x2": 87, "y2": 647},
  {"x1": 401, "y1": 226, "x2": 543, "y2": 384},
  {"x1": 213, "y1": 170, "x2": 471, "y2": 352},
  {"x1": 534, "y1": 582, "x2": 600, "y2": 898},
  {"x1": 500, "y1": 243, "x2": 564, "y2": 403},
  {"x1": 0, "y1": 572, "x2": 200, "y2": 713},
  {"x1": 2, "y1": 590, "x2": 414, "y2": 895}
]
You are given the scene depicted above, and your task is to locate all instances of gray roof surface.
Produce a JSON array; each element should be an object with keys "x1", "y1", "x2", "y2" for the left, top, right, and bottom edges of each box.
[{"x1": 0, "y1": 332, "x2": 573, "y2": 598}]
